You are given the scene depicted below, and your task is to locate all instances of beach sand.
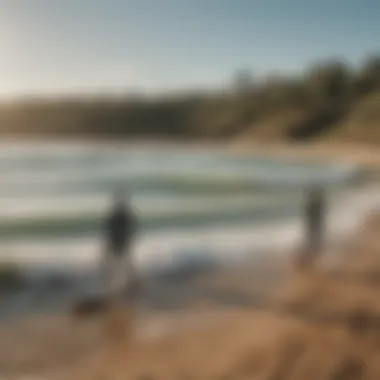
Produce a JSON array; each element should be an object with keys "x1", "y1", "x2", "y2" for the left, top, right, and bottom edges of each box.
[
  {"x1": 0, "y1": 250, "x2": 291, "y2": 378},
  {"x1": 62, "y1": 210, "x2": 380, "y2": 380},
  {"x1": 0, "y1": 211, "x2": 377, "y2": 379}
]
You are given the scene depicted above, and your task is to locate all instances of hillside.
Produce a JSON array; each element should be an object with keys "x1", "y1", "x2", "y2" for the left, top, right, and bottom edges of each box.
[{"x1": 1, "y1": 55, "x2": 380, "y2": 144}]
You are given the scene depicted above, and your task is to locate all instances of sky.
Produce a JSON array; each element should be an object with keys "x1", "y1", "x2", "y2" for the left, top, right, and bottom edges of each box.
[{"x1": 0, "y1": 0, "x2": 379, "y2": 98}]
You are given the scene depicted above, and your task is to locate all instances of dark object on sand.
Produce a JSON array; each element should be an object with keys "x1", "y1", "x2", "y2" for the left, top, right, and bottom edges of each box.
[
  {"x1": 71, "y1": 296, "x2": 110, "y2": 319},
  {"x1": 71, "y1": 279, "x2": 140, "y2": 319}
]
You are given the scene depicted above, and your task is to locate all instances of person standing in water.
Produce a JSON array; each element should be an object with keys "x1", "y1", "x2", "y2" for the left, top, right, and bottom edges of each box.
[
  {"x1": 301, "y1": 185, "x2": 326, "y2": 268},
  {"x1": 103, "y1": 193, "x2": 138, "y2": 301}
]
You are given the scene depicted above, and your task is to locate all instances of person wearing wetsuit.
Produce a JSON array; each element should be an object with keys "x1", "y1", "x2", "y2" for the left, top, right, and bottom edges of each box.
[
  {"x1": 103, "y1": 194, "x2": 138, "y2": 300},
  {"x1": 304, "y1": 186, "x2": 326, "y2": 264}
]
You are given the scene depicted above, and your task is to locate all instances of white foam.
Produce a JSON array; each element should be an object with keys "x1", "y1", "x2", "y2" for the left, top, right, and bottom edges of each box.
[
  {"x1": 1, "y1": 184, "x2": 379, "y2": 275},
  {"x1": 0, "y1": 192, "x2": 297, "y2": 220},
  {"x1": 0, "y1": 141, "x2": 371, "y2": 280},
  {"x1": 0, "y1": 142, "x2": 356, "y2": 191},
  {"x1": 0, "y1": 163, "x2": 352, "y2": 192}
]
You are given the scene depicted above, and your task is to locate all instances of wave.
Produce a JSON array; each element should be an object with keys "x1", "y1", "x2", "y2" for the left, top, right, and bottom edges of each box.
[
  {"x1": 1, "y1": 183, "x2": 379, "y2": 274},
  {"x1": 0, "y1": 195, "x2": 307, "y2": 240},
  {"x1": 0, "y1": 163, "x2": 354, "y2": 185},
  {"x1": 0, "y1": 192, "x2": 301, "y2": 219},
  {"x1": 0, "y1": 166, "x2": 358, "y2": 203},
  {"x1": 0, "y1": 144, "x2": 357, "y2": 185}
]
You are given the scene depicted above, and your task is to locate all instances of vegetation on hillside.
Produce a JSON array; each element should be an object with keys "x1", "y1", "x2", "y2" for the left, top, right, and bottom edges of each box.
[{"x1": 1, "y1": 54, "x2": 380, "y2": 143}]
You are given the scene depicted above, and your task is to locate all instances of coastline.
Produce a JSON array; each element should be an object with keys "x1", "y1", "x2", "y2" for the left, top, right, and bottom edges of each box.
[
  {"x1": 64, "y1": 210, "x2": 380, "y2": 380},
  {"x1": 1, "y1": 140, "x2": 380, "y2": 378},
  {"x1": 1, "y1": 198, "x2": 379, "y2": 377},
  {"x1": 1, "y1": 138, "x2": 380, "y2": 166}
]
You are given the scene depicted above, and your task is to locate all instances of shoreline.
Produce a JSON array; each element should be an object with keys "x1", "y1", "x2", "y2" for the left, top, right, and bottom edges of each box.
[
  {"x1": 1, "y1": 180, "x2": 379, "y2": 319},
  {"x1": 1, "y1": 138, "x2": 380, "y2": 168},
  {"x1": 2, "y1": 141, "x2": 380, "y2": 377},
  {"x1": 0, "y1": 152, "x2": 379, "y2": 328}
]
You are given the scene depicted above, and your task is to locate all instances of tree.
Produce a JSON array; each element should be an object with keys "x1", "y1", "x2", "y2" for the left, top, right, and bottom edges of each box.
[
  {"x1": 306, "y1": 60, "x2": 352, "y2": 101},
  {"x1": 355, "y1": 55, "x2": 380, "y2": 95}
]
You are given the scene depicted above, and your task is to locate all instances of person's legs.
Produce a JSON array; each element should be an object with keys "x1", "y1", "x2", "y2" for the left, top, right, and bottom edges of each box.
[
  {"x1": 104, "y1": 254, "x2": 117, "y2": 300},
  {"x1": 122, "y1": 240, "x2": 139, "y2": 300},
  {"x1": 100, "y1": 244, "x2": 123, "y2": 301},
  {"x1": 300, "y1": 221, "x2": 323, "y2": 268},
  {"x1": 104, "y1": 241, "x2": 138, "y2": 301}
]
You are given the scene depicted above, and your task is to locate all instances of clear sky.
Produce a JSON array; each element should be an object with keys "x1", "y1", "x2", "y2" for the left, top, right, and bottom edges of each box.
[{"x1": 0, "y1": 0, "x2": 379, "y2": 97}]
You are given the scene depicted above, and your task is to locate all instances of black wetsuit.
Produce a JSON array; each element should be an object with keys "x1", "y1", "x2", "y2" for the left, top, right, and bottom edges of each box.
[
  {"x1": 305, "y1": 190, "x2": 325, "y2": 253},
  {"x1": 105, "y1": 203, "x2": 137, "y2": 257}
]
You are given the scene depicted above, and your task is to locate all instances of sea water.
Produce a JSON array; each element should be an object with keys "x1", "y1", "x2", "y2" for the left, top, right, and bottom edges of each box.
[{"x1": 0, "y1": 141, "x2": 377, "y2": 318}]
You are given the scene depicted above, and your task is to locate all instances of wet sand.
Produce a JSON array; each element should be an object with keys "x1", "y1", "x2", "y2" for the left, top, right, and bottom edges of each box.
[
  {"x1": 63, "y1": 211, "x2": 380, "y2": 380},
  {"x1": 0, "y1": 223, "x2": 367, "y2": 378},
  {"x1": 0, "y1": 250, "x2": 290, "y2": 377}
]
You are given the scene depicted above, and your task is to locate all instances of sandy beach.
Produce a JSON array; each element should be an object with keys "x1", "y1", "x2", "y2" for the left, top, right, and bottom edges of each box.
[
  {"x1": 0, "y1": 249, "x2": 292, "y2": 377},
  {"x1": 62, "y1": 210, "x2": 380, "y2": 380},
  {"x1": 0, "y1": 214, "x2": 377, "y2": 379}
]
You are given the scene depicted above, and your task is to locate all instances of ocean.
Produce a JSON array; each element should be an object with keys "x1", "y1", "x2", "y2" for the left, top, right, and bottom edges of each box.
[{"x1": 0, "y1": 141, "x2": 377, "y2": 318}]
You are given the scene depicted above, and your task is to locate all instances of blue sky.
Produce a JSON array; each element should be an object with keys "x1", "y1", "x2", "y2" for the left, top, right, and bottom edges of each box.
[{"x1": 0, "y1": 0, "x2": 379, "y2": 97}]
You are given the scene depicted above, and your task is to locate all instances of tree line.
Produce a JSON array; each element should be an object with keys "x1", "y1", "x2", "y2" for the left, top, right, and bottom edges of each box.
[{"x1": 1, "y1": 54, "x2": 380, "y2": 142}]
